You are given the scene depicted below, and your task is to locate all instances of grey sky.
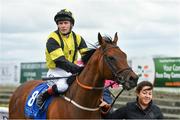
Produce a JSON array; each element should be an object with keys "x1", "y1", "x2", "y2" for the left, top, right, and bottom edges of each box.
[{"x1": 0, "y1": 0, "x2": 180, "y2": 63}]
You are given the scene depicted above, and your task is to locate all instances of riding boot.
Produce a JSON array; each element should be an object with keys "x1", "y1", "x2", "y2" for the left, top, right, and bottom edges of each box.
[
  {"x1": 36, "y1": 86, "x2": 53, "y2": 108},
  {"x1": 66, "y1": 75, "x2": 76, "y2": 86}
]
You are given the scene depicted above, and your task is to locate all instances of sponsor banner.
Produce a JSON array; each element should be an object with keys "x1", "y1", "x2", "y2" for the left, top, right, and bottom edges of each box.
[
  {"x1": 154, "y1": 57, "x2": 180, "y2": 87},
  {"x1": 20, "y1": 62, "x2": 48, "y2": 83},
  {"x1": 131, "y1": 58, "x2": 155, "y2": 84},
  {"x1": 0, "y1": 62, "x2": 20, "y2": 85}
]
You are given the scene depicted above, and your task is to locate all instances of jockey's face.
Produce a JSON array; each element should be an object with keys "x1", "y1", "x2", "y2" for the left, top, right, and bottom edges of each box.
[
  {"x1": 57, "y1": 20, "x2": 73, "y2": 35},
  {"x1": 137, "y1": 86, "x2": 153, "y2": 109}
]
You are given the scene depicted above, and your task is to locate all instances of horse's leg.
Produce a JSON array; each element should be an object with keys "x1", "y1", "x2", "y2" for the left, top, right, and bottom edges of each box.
[{"x1": 9, "y1": 80, "x2": 43, "y2": 119}]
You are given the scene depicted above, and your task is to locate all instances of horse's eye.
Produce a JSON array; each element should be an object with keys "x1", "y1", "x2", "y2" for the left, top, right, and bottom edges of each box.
[{"x1": 108, "y1": 56, "x2": 115, "y2": 61}]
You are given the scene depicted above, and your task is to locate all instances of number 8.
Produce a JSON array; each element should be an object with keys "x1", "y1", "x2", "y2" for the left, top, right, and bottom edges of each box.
[{"x1": 28, "y1": 91, "x2": 39, "y2": 107}]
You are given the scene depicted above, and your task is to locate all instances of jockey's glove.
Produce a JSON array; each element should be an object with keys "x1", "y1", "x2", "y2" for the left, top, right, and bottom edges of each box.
[
  {"x1": 78, "y1": 66, "x2": 84, "y2": 73},
  {"x1": 70, "y1": 65, "x2": 82, "y2": 74}
]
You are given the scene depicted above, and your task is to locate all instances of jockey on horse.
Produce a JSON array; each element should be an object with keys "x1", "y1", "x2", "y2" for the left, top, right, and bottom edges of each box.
[
  {"x1": 36, "y1": 9, "x2": 112, "y2": 109},
  {"x1": 36, "y1": 9, "x2": 88, "y2": 107}
]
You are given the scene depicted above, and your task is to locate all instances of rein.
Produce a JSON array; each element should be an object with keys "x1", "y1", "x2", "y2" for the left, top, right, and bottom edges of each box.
[{"x1": 76, "y1": 77, "x2": 104, "y2": 90}]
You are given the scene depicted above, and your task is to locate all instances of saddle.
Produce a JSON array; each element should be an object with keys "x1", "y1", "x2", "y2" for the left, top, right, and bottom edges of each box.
[{"x1": 24, "y1": 83, "x2": 53, "y2": 119}]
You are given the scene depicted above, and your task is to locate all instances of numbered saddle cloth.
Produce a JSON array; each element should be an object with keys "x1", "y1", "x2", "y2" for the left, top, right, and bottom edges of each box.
[{"x1": 24, "y1": 82, "x2": 53, "y2": 119}]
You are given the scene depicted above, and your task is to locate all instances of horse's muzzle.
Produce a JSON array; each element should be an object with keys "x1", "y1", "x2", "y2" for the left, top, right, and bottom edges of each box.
[{"x1": 121, "y1": 72, "x2": 139, "y2": 90}]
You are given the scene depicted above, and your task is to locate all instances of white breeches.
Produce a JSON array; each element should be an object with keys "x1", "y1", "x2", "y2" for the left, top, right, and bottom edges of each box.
[{"x1": 47, "y1": 68, "x2": 72, "y2": 93}]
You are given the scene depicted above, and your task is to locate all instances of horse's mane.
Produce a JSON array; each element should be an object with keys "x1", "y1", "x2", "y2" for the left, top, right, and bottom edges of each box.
[
  {"x1": 81, "y1": 42, "x2": 99, "y2": 64},
  {"x1": 81, "y1": 48, "x2": 96, "y2": 65},
  {"x1": 82, "y1": 40, "x2": 114, "y2": 65}
]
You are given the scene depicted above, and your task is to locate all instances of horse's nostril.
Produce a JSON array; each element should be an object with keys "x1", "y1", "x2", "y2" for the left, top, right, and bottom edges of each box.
[
  {"x1": 129, "y1": 76, "x2": 133, "y2": 80},
  {"x1": 130, "y1": 76, "x2": 139, "y2": 82}
]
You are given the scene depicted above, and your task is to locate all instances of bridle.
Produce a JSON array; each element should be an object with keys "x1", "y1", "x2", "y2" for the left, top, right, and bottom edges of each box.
[
  {"x1": 68, "y1": 44, "x2": 133, "y2": 111},
  {"x1": 77, "y1": 45, "x2": 132, "y2": 90},
  {"x1": 104, "y1": 54, "x2": 132, "y2": 86}
]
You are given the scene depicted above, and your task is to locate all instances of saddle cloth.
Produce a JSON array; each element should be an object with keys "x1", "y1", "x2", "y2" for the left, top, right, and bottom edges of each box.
[{"x1": 24, "y1": 82, "x2": 53, "y2": 119}]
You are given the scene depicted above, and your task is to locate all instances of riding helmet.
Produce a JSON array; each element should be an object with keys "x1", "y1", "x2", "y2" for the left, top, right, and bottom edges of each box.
[{"x1": 54, "y1": 9, "x2": 75, "y2": 25}]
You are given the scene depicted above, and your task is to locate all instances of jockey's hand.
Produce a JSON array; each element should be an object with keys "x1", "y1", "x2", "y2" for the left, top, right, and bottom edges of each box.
[
  {"x1": 71, "y1": 65, "x2": 81, "y2": 74},
  {"x1": 78, "y1": 66, "x2": 84, "y2": 73},
  {"x1": 71, "y1": 66, "x2": 84, "y2": 74}
]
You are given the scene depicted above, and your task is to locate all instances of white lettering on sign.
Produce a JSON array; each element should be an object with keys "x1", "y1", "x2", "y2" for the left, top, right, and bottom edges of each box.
[
  {"x1": 163, "y1": 65, "x2": 172, "y2": 71},
  {"x1": 156, "y1": 72, "x2": 163, "y2": 78},
  {"x1": 173, "y1": 64, "x2": 180, "y2": 71},
  {"x1": 163, "y1": 72, "x2": 171, "y2": 79}
]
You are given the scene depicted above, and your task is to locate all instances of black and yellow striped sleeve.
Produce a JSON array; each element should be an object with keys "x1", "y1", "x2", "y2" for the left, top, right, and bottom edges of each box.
[
  {"x1": 46, "y1": 38, "x2": 64, "y2": 61},
  {"x1": 78, "y1": 37, "x2": 88, "y2": 55}
]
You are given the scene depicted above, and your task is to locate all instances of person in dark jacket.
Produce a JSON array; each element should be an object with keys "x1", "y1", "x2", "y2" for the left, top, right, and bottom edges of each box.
[{"x1": 104, "y1": 81, "x2": 163, "y2": 119}]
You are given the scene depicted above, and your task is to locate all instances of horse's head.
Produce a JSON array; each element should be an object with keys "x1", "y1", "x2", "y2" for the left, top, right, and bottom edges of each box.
[{"x1": 97, "y1": 32, "x2": 138, "y2": 90}]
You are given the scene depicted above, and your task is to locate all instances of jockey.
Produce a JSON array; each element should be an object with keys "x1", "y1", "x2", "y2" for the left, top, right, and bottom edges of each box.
[{"x1": 36, "y1": 9, "x2": 88, "y2": 107}]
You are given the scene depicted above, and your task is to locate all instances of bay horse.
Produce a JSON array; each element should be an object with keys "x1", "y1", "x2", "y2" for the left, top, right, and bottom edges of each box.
[{"x1": 9, "y1": 33, "x2": 138, "y2": 119}]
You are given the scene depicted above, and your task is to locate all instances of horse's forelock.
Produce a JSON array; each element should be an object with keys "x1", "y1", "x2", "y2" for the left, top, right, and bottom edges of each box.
[{"x1": 82, "y1": 40, "x2": 114, "y2": 65}]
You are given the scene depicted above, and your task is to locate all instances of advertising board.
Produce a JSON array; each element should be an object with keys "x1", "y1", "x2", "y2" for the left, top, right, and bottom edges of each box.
[
  {"x1": 20, "y1": 62, "x2": 48, "y2": 83},
  {"x1": 154, "y1": 57, "x2": 180, "y2": 87}
]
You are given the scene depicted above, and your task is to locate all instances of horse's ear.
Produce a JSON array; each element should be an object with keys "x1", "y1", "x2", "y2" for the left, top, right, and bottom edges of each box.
[
  {"x1": 98, "y1": 32, "x2": 106, "y2": 46},
  {"x1": 113, "y1": 32, "x2": 118, "y2": 45}
]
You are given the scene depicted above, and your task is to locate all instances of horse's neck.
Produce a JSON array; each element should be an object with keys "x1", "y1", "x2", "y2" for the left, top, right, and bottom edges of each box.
[
  {"x1": 84, "y1": 70, "x2": 103, "y2": 85},
  {"x1": 81, "y1": 54, "x2": 105, "y2": 86},
  {"x1": 68, "y1": 61, "x2": 104, "y2": 108}
]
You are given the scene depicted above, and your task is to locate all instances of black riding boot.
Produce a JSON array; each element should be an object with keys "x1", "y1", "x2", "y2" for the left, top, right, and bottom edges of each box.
[
  {"x1": 36, "y1": 78, "x2": 75, "y2": 108},
  {"x1": 36, "y1": 88, "x2": 52, "y2": 108},
  {"x1": 67, "y1": 75, "x2": 76, "y2": 86}
]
